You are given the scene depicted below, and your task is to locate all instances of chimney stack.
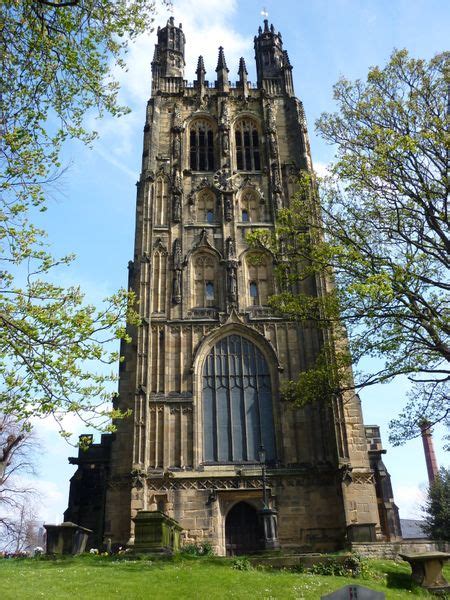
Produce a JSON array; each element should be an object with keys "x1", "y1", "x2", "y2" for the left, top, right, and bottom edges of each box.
[{"x1": 420, "y1": 420, "x2": 439, "y2": 485}]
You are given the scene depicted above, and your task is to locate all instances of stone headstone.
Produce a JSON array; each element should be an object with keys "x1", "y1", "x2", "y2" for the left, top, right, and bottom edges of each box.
[{"x1": 321, "y1": 585, "x2": 385, "y2": 599}]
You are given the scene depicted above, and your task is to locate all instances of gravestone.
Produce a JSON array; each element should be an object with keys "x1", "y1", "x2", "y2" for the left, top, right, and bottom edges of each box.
[
  {"x1": 44, "y1": 522, "x2": 92, "y2": 555},
  {"x1": 132, "y1": 510, "x2": 182, "y2": 554},
  {"x1": 322, "y1": 585, "x2": 385, "y2": 599}
]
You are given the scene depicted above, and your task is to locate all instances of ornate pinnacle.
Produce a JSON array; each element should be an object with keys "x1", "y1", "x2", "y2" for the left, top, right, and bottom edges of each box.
[
  {"x1": 196, "y1": 55, "x2": 206, "y2": 75},
  {"x1": 216, "y1": 46, "x2": 229, "y2": 73}
]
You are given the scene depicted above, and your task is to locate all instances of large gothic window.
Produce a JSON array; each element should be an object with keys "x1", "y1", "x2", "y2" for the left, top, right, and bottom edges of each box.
[
  {"x1": 235, "y1": 119, "x2": 261, "y2": 171},
  {"x1": 190, "y1": 120, "x2": 215, "y2": 171},
  {"x1": 203, "y1": 335, "x2": 276, "y2": 463}
]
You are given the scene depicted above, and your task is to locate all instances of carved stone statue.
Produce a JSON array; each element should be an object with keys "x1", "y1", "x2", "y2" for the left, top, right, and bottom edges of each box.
[
  {"x1": 225, "y1": 236, "x2": 236, "y2": 260},
  {"x1": 227, "y1": 263, "x2": 238, "y2": 303},
  {"x1": 172, "y1": 171, "x2": 182, "y2": 223},
  {"x1": 223, "y1": 193, "x2": 232, "y2": 221},
  {"x1": 172, "y1": 104, "x2": 183, "y2": 131},
  {"x1": 172, "y1": 239, "x2": 182, "y2": 304},
  {"x1": 173, "y1": 238, "x2": 182, "y2": 270}
]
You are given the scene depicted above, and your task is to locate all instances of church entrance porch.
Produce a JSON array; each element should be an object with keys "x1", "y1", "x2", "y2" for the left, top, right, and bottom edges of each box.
[{"x1": 225, "y1": 502, "x2": 260, "y2": 556}]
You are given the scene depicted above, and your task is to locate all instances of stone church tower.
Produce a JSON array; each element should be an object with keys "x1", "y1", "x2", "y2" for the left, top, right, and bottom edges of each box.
[{"x1": 66, "y1": 18, "x2": 395, "y2": 555}]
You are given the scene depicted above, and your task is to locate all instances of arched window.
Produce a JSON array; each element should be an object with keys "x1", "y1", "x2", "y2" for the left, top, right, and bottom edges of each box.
[
  {"x1": 235, "y1": 119, "x2": 261, "y2": 171},
  {"x1": 246, "y1": 254, "x2": 272, "y2": 306},
  {"x1": 240, "y1": 189, "x2": 260, "y2": 222},
  {"x1": 190, "y1": 120, "x2": 214, "y2": 171},
  {"x1": 154, "y1": 177, "x2": 168, "y2": 226},
  {"x1": 197, "y1": 190, "x2": 216, "y2": 223},
  {"x1": 193, "y1": 254, "x2": 217, "y2": 307},
  {"x1": 203, "y1": 335, "x2": 276, "y2": 463}
]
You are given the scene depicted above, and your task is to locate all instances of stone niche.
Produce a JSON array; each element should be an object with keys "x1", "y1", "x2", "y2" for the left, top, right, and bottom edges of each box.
[{"x1": 132, "y1": 511, "x2": 183, "y2": 554}]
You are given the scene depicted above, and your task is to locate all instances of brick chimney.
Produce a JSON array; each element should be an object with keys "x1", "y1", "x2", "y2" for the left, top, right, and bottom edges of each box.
[{"x1": 420, "y1": 420, "x2": 439, "y2": 485}]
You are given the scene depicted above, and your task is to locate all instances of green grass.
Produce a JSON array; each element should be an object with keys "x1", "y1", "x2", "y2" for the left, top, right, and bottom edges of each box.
[{"x1": 0, "y1": 554, "x2": 448, "y2": 599}]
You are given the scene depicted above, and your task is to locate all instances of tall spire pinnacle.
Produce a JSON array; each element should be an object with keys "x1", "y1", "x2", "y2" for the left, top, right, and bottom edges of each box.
[
  {"x1": 196, "y1": 55, "x2": 206, "y2": 89},
  {"x1": 237, "y1": 57, "x2": 248, "y2": 94},
  {"x1": 196, "y1": 55, "x2": 206, "y2": 75},
  {"x1": 216, "y1": 47, "x2": 229, "y2": 73},
  {"x1": 215, "y1": 46, "x2": 229, "y2": 91}
]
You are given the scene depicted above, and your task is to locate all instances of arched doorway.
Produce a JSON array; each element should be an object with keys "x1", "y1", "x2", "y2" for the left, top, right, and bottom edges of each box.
[{"x1": 225, "y1": 502, "x2": 260, "y2": 555}]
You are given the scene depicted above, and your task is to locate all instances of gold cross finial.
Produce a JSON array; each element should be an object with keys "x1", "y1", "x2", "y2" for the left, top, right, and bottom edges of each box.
[{"x1": 261, "y1": 7, "x2": 269, "y2": 18}]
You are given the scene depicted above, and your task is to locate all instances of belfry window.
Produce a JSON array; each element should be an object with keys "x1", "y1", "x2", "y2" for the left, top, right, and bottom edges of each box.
[
  {"x1": 190, "y1": 120, "x2": 214, "y2": 171},
  {"x1": 203, "y1": 335, "x2": 276, "y2": 463},
  {"x1": 235, "y1": 120, "x2": 261, "y2": 171}
]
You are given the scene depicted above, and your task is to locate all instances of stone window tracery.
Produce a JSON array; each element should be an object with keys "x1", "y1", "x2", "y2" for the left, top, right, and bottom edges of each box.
[
  {"x1": 246, "y1": 254, "x2": 272, "y2": 306},
  {"x1": 197, "y1": 190, "x2": 216, "y2": 224},
  {"x1": 190, "y1": 119, "x2": 215, "y2": 171},
  {"x1": 193, "y1": 254, "x2": 218, "y2": 307},
  {"x1": 151, "y1": 248, "x2": 167, "y2": 313},
  {"x1": 154, "y1": 177, "x2": 168, "y2": 226},
  {"x1": 202, "y1": 335, "x2": 276, "y2": 463},
  {"x1": 240, "y1": 189, "x2": 260, "y2": 222},
  {"x1": 235, "y1": 119, "x2": 261, "y2": 171}
]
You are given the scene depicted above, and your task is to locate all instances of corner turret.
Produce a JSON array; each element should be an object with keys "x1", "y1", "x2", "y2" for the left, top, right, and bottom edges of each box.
[
  {"x1": 151, "y1": 17, "x2": 185, "y2": 92},
  {"x1": 254, "y1": 20, "x2": 294, "y2": 95}
]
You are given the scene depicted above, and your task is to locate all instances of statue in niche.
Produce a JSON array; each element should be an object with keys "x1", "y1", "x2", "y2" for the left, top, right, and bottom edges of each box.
[
  {"x1": 223, "y1": 193, "x2": 232, "y2": 221},
  {"x1": 267, "y1": 103, "x2": 277, "y2": 130},
  {"x1": 172, "y1": 239, "x2": 182, "y2": 304},
  {"x1": 220, "y1": 100, "x2": 230, "y2": 127},
  {"x1": 271, "y1": 163, "x2": 283, "y2": 212},
  {"x1": 227, "y1": 263, "x2": 238, "y2": 303},
  {"x1": 172, "y1": 104, "x2": 183, "y2": 131},
  {"x1": 172, "y1": 171, "x2": 182, "y2": 222},
  {"x1": 225, "y1": 236, "x2": 236, "y2": 260},
  {"x1": 173, "y1": 135, "x2": 181, "y2": 164},
  {"x1": 220, "y1": 101, "x2": 230, "y2": 158},
  {"x1": 222, "y1": 131, "x2": 230, "y2": 157}
]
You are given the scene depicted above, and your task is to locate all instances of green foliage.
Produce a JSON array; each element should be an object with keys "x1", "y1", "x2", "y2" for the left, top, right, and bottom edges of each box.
[
  {"x1": 0, "y1": 1, "x2": 170, "y2": 435},
  {"x1": 231, "y1": 557, "x2": 253, "y2": 571},
  {"x1": 180, "y1": 542, "x2": 214, "y2": 557},
  {"x1": 422, "y1": 467, "x2": 450, "y2": 541},
  {"x1": 250, "y1": 49, "x2": 449, "y2": 444}
]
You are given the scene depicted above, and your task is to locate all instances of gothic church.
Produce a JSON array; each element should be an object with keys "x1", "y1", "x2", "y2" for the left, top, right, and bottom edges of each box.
[{"x1": 65, "y1": 18, "x2": 400, "y2": 555}]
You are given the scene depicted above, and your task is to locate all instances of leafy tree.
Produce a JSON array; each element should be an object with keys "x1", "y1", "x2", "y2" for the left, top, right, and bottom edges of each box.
[
  {"x1": 0, "y1": 414, "x2": 38, "y2": 545},
  {"x1": 1, "y1": 1, "x2": 168, "y2": 433},
  {"x1": 249, "y1": 49, "x2": 449, "y2": 444},
  {"x1": 422, "y1": 467, "x2": 450, "y2": 541}
]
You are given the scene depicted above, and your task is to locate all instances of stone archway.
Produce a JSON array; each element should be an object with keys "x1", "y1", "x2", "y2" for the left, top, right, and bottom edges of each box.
[{"x1": 225, "y1": 502, "x2": 260, "y2": 556}]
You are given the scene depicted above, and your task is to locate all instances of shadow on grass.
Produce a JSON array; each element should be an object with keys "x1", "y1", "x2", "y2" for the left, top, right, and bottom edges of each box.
[{"x1": 386, "y1": 570, "x2": 413, "y2": 590}]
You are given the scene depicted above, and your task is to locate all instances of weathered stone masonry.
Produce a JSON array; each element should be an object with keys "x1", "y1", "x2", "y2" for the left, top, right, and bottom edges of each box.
[{"x1": 65, "y1": 18, "x2": 400, "y2": 555}]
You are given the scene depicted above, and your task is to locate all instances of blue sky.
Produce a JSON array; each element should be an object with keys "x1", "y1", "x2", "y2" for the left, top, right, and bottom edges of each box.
[{"x1": 30, "y1": 0, "x2": 449, "y2": 523}]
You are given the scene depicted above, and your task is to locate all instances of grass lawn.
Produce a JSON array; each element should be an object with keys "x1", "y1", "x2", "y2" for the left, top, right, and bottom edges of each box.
[{"x1": 0, "y1": 554, "x2": 448, "y2": 599}]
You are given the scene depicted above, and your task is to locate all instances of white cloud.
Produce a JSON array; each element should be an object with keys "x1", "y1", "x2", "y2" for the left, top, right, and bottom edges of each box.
[
  {"x1": 91, "y1": 0, "x2": 248, "y2": 171},
  {"x1": 394, "y1": 482, "x2": 427, "y2": 520},
  {"x1": 313, "y1": 161, "x2": 330, "y2": 178}
]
